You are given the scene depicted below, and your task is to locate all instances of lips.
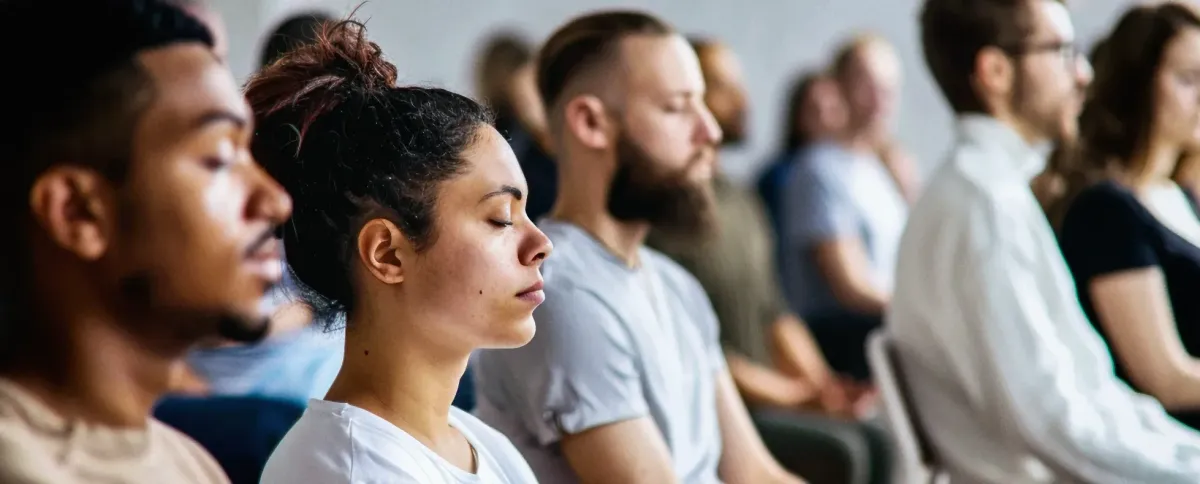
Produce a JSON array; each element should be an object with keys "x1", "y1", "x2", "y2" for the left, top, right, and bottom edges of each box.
[
  {"x1": 516, "y1": 280, "x2": 546, "y2": 306},
  {"x1": 245, "y1": 238, "x2": 284, "y2": 282}
]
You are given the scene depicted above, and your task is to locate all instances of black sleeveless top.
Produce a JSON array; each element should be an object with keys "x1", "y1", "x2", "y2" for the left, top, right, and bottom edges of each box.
[{"x1": 1059, "y1": 180, "x2": 1200, "y2": 428}]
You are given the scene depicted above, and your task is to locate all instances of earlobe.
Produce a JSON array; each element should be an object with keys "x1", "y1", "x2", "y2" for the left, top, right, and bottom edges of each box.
[
  {"x1": 356, "y1": 218, "x2": 406, "y2": 285},
  {"x1": 27, "y1": 167, "x2": 112, "y2": 261}
]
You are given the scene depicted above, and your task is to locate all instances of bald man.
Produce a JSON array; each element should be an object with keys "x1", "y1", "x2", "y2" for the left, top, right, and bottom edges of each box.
[
  {"x1": 777, "y1": 35, "x2": 911, "y2": 382},
  {"x1": 648, "y1": 38, "x2": 891, "y2": 484}
]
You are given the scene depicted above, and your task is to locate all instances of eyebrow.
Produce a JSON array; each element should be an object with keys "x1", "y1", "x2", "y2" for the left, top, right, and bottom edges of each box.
[
  {"x1": 192, "y1": 109, "x2": 248, "y2": 130},
  {"x1": 479, "y1": 185, "x2": 524, "y2": 204}
]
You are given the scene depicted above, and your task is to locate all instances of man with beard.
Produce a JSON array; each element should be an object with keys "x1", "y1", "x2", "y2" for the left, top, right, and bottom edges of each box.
[
  {"x1": 890, "y1": 0, "x2": 1200, "y2": 482},
  {"x1": 647, "y1": 37, "x2": 890, "y2": 484},
  {"x1": 0, "y1": 0, "x2": 291, "y2": 482},
  {"x1": 474, "y1": 11, "x2": 803, "y2": 484}
]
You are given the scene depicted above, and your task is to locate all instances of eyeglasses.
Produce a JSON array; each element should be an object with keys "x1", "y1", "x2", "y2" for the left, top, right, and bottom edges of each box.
[{"x1": 1000, "y1": 40, "x2": 1079, "y2": 67}]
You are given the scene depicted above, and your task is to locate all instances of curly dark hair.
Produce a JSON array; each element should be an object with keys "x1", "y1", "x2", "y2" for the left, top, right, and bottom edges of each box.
[{"x1": 245, "y1": 19, "x2": 494, "y2": 325}]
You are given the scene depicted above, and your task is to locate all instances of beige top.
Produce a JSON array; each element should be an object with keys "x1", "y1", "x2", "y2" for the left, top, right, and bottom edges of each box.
[{"x1": 0, "y1": 379, "x2": 228, "y2": 484}]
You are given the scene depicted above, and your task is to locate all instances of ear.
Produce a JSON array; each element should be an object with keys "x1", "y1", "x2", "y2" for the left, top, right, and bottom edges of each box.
[
  {"x1": 27, "y1": 166, "x2": 115, "y2": 261},
  {"x1": 356, "y1": 218, "x2": 407, "y2": 285},
  {"x1": 562, "y1": 95, "x2": 614, "y2": 151},
  {"x1": 974, "y1": 46, "x2": 1016, "y2": 102}
]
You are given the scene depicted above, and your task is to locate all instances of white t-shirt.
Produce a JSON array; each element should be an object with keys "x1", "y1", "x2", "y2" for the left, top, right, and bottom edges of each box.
[{"x1": 261, "y1": 399, "x2": 538, "y2": 484}]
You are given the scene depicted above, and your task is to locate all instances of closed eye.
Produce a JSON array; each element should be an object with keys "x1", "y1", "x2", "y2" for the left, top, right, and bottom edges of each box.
[{"x1": 490, "y1": 219, "x2": 514, "y2": 228}]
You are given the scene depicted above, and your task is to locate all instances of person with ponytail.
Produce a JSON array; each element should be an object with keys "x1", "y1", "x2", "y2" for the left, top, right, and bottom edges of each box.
[
  {"x1": 1053, "y1": 2, "x2": 1200, "y2": 429},
  {"x1": 250, "y1": 19, "x2": 549, "y2": 483}
]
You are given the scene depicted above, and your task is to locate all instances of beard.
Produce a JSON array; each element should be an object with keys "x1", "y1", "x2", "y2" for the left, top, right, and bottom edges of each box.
[
  {"x1": 118, "y1": 271, "x2": 272, "y2": 345},
  {"x1": 1012, "y1": 67, "x2": 1080, "y2": 145},
  {"x1": 606, "y1": 130, "x2": 717, "y2": 238}
]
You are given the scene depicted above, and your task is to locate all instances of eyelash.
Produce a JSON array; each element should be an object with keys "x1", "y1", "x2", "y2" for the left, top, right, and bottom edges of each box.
[
  {"x1": 203, "y1": 157, "x2": 231, "y2": 171},
  {"x1": 490, "y1": 219, "x2": 514, "y2": 228}
]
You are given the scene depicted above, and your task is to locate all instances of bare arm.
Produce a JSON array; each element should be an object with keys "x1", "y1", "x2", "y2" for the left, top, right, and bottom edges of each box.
[
  {"x1": 769, "y1": 314, "x2": 833, "y2": 385},
  {"x1": 725, "y1": 351, "x2": 817, "y2": 408},
  {"x1": 813, "y1": 239, "x2": 888, "y2": 315},
  {"x1": 715, "y1": 369, "x2": 807, "y2": 484},
  {"x1": 1090, "y1": 269, "x2": 1200, "y2": 410},
  {"x1": 560, "y1": 418, "x2": 679, "y2": 484}
]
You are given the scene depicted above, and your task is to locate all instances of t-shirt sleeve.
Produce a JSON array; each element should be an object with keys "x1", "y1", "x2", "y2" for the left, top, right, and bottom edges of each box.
[
  {"x1": 783, "y1": 149, "x2": 860, "y2": 246},
  {"x1": 1059, "y1": 185, "x2": 1159, "y2": 283},
  {"x1": 498, "y1": 285, "x2": 649, "y2": 446}
]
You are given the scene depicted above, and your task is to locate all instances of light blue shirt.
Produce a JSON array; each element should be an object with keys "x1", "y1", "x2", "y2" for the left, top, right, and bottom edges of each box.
[
  {"x1": 780, "y1": 141, "x2": 907, "y2": 319},
  {"x1": 474, "y1": 220, "x2": 726, "y2": 484}
]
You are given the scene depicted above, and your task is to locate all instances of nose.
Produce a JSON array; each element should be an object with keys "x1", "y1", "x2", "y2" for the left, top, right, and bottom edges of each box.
[
  {"x1": 247, "y1": 164, "x2": 293, "y2": 227},
  {"x1": 520, "y1": 223, "x2": 554, "y2": 267},
  {"x1": 1075, "y1": 55, "x2": 1093, "y2": 89},
  {"x1": 696, "y1": 101, "x2": 723, "y2": 146}
]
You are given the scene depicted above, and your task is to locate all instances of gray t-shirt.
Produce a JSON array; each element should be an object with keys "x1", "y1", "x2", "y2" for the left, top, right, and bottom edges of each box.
[
  {"x1": 779, "y1": 141, "x2": 907, "y2": 319},
  {"x1": 474, "y1": 220, "x2": 726, "y2": 484}
]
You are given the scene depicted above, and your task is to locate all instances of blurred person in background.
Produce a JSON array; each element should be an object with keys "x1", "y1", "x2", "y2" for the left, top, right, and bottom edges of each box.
[
  {"x1": 777, "y1": 34, "x2": 909, "y2": 382},
  {"x1": 476, "y1": 32, "x2": 559, "y2": 222},
  {"x1": 758, "y1": 72, "x2": 849, "y2": 236},
  {"x1": 0, "y1": 0, "x2": 292, "y2": 482},
  {"x1": 250, "y1": 20, "x2": 548, "y2": 483},
  {"x1": 833, "y1": 35, "x2": 920, "y2": 203},
  {"x1": 647, "y1": 37, "x2": 889, "y2": 484},
  {"x1": 1052, "y1": 3, "x2": 1200, "y2": 430},
  {"x1": 893, "y1": 0, "x2": 1200, "y2": 481},
  {"x1": 177, "y1": 10, "x2": 343, "y2": 406},
  {"x1": 475, "y1": 11, "x2": 805, "y2": 484}
]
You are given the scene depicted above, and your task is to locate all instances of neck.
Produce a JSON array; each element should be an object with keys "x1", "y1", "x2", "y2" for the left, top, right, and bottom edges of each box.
[
  {"x1": 840, "y1": 128, "x2": 877, "y2": 155},
  {"x1": 1130, "y1": 140, "x2": 1181, "y2": 189},
  {"x1": 3, "y1": 310, "x2": 180, "y2": 428},
  {"x1": 325, "y1": 309, "x2": 468, "y2": 447},
  {"x1": 550, "y1": 157, "x2": 650, "y2": 266}
]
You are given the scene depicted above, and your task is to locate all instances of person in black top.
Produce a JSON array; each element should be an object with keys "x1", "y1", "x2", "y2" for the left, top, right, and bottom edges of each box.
[{"x1": 1050, "y1": 2, "x2": 1200, "y2": 428}]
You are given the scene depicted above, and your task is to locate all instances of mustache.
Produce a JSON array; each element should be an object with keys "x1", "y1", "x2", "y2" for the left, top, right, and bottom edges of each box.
[{"x1": 244, "y1": 227, "x2": 280, "y2": 258}]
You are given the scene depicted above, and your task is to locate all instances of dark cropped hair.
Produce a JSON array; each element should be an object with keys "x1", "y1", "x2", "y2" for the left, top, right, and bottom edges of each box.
[
  {"x1": 0, "y1": 0, "x2": 212, "y2": 326},
  {"x1": 245, "y1": 20, "x2": 494, "y2": 324},
  {"x1": 537, "y1": 10, "x2": 673, "y2": 110},
  {"x1": 920, "y1": 0, "x2": 1062, "y2": 114},
  {"x1": 1043, "y1": 2, "x2": 1200, "y2": 226},
  {"x1": 782, "y1": 71, "x2": 829, "y2": 153},
  {"x1": 259, "y1": 12, "x2": 335, "y2": 68}
]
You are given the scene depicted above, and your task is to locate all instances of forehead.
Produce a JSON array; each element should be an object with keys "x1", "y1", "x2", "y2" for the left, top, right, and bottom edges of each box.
[
  {"x1": 133, "y1": 44, "x2": 248, "y2": 148},
  {"x1": 1029, "y1": 0, "x2": 1075, "y2": 41},
  {"x1": 1163, "y1": 27, "x2": 1200, "y2": 68},
  {"x1": 848, "y1": 43, "x2": 900, "y2": 85},
  {"x1": 452, "y1": 126, "x2": 526, "y2": 195},
  {"x1": 699, "y1": 44, "x2": 744, "y2": 82},
  {"x1": 619, "y1": 34, "x2": 705, "y2": 95}
]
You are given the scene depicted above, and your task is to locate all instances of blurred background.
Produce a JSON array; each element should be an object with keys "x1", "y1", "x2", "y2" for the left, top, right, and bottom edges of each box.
[{"x1": 213, "y1": 0, "x2": 1132, "y2": 184}]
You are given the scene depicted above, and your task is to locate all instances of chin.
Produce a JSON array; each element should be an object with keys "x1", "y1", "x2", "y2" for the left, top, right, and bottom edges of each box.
[{"x1": 486, "y1": 315, "x2": 537, "y2": 349}]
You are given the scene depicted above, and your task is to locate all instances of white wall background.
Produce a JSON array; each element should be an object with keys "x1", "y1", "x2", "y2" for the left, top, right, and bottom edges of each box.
[{"x1": 209, "y1": 0, "x2": 1137, "y2": 184}]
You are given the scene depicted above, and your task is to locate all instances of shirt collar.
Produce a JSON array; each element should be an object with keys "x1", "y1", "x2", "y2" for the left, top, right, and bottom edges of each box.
[{"x1": 955, "y1": 114, "x2": 1051, "y2": 181}]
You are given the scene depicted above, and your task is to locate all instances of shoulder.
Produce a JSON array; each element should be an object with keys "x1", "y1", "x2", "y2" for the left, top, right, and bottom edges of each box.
[
  {"x1": 1063, "y1": 181, "x2": 1143, "y2": 226},
  {"x1": 0, "y1": 416, "x2": 68, "y2": 483},
  {"x1": 149, "y1": 419, "x2": 229, "y2": 483},
  {"x1": 646, "y1": 249, "x2": 707, "y2": 300}
]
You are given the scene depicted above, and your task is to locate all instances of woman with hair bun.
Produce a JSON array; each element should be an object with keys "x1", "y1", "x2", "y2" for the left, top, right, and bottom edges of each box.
[{"x1": 251, "y1": 18, "x2": 549, "y2": 483}]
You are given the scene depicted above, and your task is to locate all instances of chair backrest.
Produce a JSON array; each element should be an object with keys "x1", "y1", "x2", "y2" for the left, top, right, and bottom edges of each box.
[{"x1": 867, "y1": 329, "x2": 941, "y2": 483}]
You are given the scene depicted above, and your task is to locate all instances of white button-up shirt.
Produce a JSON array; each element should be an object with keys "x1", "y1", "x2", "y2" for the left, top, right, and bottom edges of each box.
[{"x1": 888, "y1": 115, "x2": 1200, "y2": 484}]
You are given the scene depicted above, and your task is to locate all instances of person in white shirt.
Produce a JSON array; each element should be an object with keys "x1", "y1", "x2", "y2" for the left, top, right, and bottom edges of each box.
[
  {"x1": 890, "y1": 0, "x2": 1200, "y2": 482},
  {"x1": 246, "y1": 19, "x2": 550, "y2": 484}
]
